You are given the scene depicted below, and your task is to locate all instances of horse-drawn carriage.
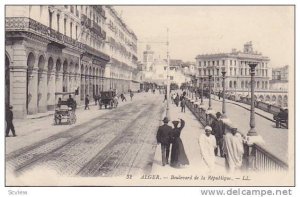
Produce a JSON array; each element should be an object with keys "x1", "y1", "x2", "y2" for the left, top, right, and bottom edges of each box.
[
  {"x1": 99, "y1": 91, "x2": 118, "y2": 109},
  {"x1": 54, "y1": 100, "x2": 77, "y2": 125}
]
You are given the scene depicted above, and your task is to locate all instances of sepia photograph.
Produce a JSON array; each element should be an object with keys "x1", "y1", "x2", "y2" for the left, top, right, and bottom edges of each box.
[{"x1": 4, "y1": 4, "x2": 295, "y2": 187}]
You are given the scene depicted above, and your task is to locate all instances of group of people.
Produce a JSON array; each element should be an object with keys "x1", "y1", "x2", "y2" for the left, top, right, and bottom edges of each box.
[
  {"x1": 157, "y1": 111, "x2": 245, "y2": 173},
  {"x1": 171, "y1": 91, "x2": 187, "y2": 113},
  {"x1": 199, "y1": 111, "x2": 244, "y2": 172},
  {"x1": 156, "y1": 117, "x2": 189, "y2": 167}
]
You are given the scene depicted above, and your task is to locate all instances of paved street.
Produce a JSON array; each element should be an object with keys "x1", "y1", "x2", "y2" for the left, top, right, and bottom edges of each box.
[{"x1": 6, "y1": 93, "x2": 164, "y2": 179}]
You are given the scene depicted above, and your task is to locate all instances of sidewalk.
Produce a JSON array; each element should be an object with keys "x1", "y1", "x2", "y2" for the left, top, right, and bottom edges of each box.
[{"x1": 151, "y1": 100, "x2": 226, "y2": 179}]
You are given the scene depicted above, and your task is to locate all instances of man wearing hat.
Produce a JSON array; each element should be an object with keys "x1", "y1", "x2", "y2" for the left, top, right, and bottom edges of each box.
[
  {"x1": 5, "y1": 105, "x2": 16, "y2": 137},
  {"x1": 211, "y1": 112, "x2": 225, "y2": 157},
  {"x1": 156, "y1": 117, "x2": 173, "y2": 166},
  {"x1": 198, "y1": 126, "x2": 217, "y2": 171}
]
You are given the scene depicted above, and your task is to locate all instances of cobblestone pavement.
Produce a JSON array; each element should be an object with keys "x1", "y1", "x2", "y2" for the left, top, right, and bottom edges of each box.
[{"x1": 6, "y1": 93, "x2": 164, "y2": 180}]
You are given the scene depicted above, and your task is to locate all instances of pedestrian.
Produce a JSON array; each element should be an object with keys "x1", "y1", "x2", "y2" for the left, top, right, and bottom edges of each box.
[
  {"x1": 163, "y1": 93, "x2": 167, "y2": 103},
  {"x1": 6, "y1": 105, "x2": 16, "y2": 137},
  {"x1": 170, "y1": 119, "x2": 189, "y2": 167},
  {"x1": 180, "y1": 97, "x2": 186, "y2": 113},
  {"x1": 223, "y1": 128, "x2": 244, "y2": 172},
  {"x1": 94, "y1": 95, "x2": 98, "y2": 105},
  {"x1": 85, "y1": 95, "x2": 90, "y2": 110},
  {"x1": 130, "y1": 91, "x2": 134, "y2": 101},
  {"x1": 211, "y1": 112, "x2": 225, "y2": 157},
  {"x1": 198, "y1": 126, "x2": 217, "y2": 172},
  {"x1": 156, "y1": 117, "x2": 173, "y2": 166},
  {"x1": 120, "y1": 93, "x2": 127, "y2": 102},
  {"x1": 175, "y1": 93, "x2": 179, "y2": 107},
  {"x1": 218, "y1": 91, "x2": 221, "y2": 100}
]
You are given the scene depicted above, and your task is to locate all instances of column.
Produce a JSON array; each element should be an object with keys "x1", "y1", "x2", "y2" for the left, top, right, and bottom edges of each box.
[
  {"x1": 221, "y1": 70, "x2": 227, "y2": 118},
  {"x1": 55, "y1": 71, "x2": 63, "y2": 103},
  {"x1": 208, "y1": 75, "x2": 212, "y2": 110},
  {"x1": 248, "y1": 63, "x2": 257, "y2": 136},
  {"x1": 47, "y1": 70, "x2": 56, "y2": 111},
  {"x1": 85, "y1": 75, "x2": 89, "y2": 96},
  {"x1": 27, "y1": 68, "x2": 38, "y2": 114},
  {"x1": 38, "y1": 70, "x2": 48, "y2": 113},
  {"x1": 10, "y1": 67, "x2": 28, "y2": 118},
  {"x1": 81, "y1": 74, "x2": 85, "y2": 101}
]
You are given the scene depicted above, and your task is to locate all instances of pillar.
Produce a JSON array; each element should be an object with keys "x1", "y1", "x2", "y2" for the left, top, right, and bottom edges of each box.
[
  {"x1": 81, "y1": 74, "x2": 85, "y2": 100},
  {"x1": 38, "y1": 70, "x2": 48, "y2": 113},
  {"x1": 248, "y1": 63, "x2": 257, "y2": 136},
  {"x1": 47, "y1": 70, "x2": 56, "y2": 110},
  {"x1": 10, "y1": 67, "x2": 28, "y2": 118},
  {"x1": 27, "y1": 68, "x2": 38, "y2": 114},
  {"x1": 55, "y1": 71, "x2": 63, "y2": 103}
]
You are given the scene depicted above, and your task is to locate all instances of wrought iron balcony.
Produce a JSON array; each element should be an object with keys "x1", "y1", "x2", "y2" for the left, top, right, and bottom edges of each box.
[{"x1": 6, "y1": 17, "x2": 83, "y2": 50}]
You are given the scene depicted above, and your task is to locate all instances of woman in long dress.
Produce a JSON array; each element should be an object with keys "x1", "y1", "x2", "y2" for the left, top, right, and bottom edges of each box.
[{"x1": 170, "y1": 119, "x2": 189, "y2": 167}]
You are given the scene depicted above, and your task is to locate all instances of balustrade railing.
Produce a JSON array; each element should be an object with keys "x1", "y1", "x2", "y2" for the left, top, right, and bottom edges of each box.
[
  {"x1": 6, "y1": 17, "x2": 83, "y2": 49},
  {"x1": 185, "y1": 97, "x2": 288, "y2": 172}
]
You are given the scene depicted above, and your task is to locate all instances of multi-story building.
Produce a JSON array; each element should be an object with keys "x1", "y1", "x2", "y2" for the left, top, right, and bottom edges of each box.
[
  {"x1": 104, "y1": 6, "x2": 138, "y2": 93},
  {"x1": 195, "y1": 42, "x2": 288, "y2": 107},
  {"x1": 196, "y1": 41, "x2": 271, "y2": 96},
  {"x1": 270, "y1": 65, "x2": 289, "y2": 91},
  {"x1": 5, "y1": 5, "x2": 138, "y2": 118}
]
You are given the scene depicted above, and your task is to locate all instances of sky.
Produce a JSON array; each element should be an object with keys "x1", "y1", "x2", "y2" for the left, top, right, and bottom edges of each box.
[{"x1": 114, "y1": 6, "x2": 294, "y2": 68}]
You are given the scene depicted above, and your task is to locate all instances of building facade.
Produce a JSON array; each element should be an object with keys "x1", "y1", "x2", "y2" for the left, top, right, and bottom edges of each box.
[
  {"x1": 195, "y1": 42, "x2": 288, "y2": 106},
  {"x1": 104, "y1": 6, "x2": 138, "y2": 93},
  {"x1": 5, "y1": 5, "x2": 138, "y2": 118},
  {"x1": 270, "y1": 65, "x2": 289, "y2": 91}
]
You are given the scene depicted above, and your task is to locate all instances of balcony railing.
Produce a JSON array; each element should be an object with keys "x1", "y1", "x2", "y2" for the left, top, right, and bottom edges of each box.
[
  {"x1": 81, "y1": 14, "x2": 91, "y2": 28},
  {"x1": 185, "y1": 97, "x2": 289, "y2": 172},
  {"x1": 6, "y1": 17, "x2": 83, "y2": 50}
]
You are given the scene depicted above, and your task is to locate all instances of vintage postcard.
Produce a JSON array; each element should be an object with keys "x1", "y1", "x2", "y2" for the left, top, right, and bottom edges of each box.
[{"x1": 4, "y1": 5, "x2": 295, "y2": 187}]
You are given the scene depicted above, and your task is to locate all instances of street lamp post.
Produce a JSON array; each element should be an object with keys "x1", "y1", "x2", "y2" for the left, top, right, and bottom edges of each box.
[
  {"x1": 247, "y1": 63, "x2": 258, "y2": 136},
  {"x1": 166, "y1": 28, "x2": 170, "y2": 119},
  {"x1": 221, "y1": 70, "x2": 227, "y2": 118},
  {"x1": 200, "y1": 77, "x2": 204, "y2": 105},
  {"x1": 208, "y1": 75, "x2": 212, "y2": 110},
  {"x1": 216, "y1": 68, "x2": 219, "y2": 96}
]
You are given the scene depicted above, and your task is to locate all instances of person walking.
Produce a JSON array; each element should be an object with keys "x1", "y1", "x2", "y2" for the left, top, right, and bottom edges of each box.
[
  {"x1": 6, "y1": 105, "x2": 16, "y2": 137},
  {"x1": 130, "y1": 91, "x2": 134, "y2": 101},
  {"x1": 170, "y1": 119, "x2": 189, "y2": 167},
  {"x1": 85, "y1": 95, "x2": 90, "y2": 110},
  {"x1": 180, "y1": 97, "x2": 186, "y2": 113},
  {"x1": 211, "y1": 112, "x2": 225, "y2": 157},
  {"x1": 156, "y1": 117, "x2": 173, "y2": 166},
  {"x1": 223, "y1": 128, "x2": 244, "y2": 172},
  {"x1": 198, "y1": 126, "x2": 217, "y2": 172},
  {"x1": 120, "y1": 93, "x2": 127, "y2": 102},
  {"x1": 175, "y1": 93, "x2": 179, "y2": 107}
]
